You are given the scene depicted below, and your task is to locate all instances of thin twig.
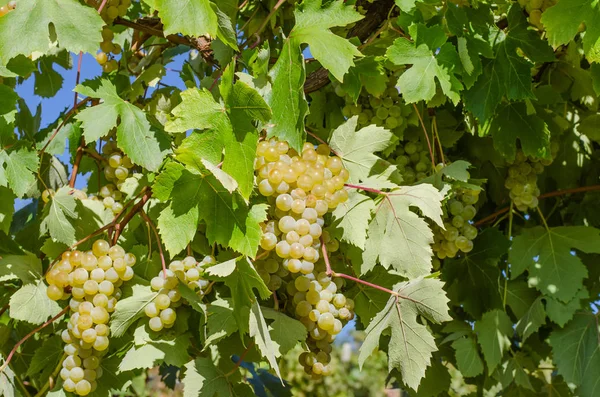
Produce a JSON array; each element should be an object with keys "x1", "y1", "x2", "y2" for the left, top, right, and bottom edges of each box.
[
  {"x1": 225, "y1": 341, "x2": 255, "y2": 377},
  {"x1": 69, "y1": 138, "x2": 85, "y2": 188},
  {"x1": 73, "y1": 52, "x2": 83, "y2": 107},
  {"x1": 0, "y1": 304, "x2": 8, "y2": 317},
  {"x1": 38, "y1": 98, "x2": 91, "y2": 157},
  {"x1": 240, "y1": 0, "x2": 286, "y2": 48},
  {"x1": 412, "y1": 103, "x2": 436, "y2": 169},
  {"x1": 344, "y1": 183, "x2": 385, "y2": 195},
  {"x1": 140, "y1": 209, "x2": 166, "y2": 278},
  {"x1": 112, "y1": 189, "x2": 152, "y2": 244},
  {"x1": 0, "y1": 307, "x2": 69, "y2": 373},
  {"x1": 474, "y1": 184, "x2": 600, "y2": 226}
]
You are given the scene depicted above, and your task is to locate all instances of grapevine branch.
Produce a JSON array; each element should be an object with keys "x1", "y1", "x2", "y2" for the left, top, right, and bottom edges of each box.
[
  {"x1": 38, "y1": 98, "x2": 91, "y2": 157},
  {"x1": 111, "y1": 189, "x2": 152, "y2": 244},
  {"x1": 225, "y1": 341, "x2": 255, "y2": 377},
  {"x1": 0, "y1": 307, "x2": 69, "y2": 374},
  {"x1": 475, "y1": 184, "x2": 600, "y2": 226},
  {"x1": 412, "y1": 103, "x2": 436, "y2": 169}
]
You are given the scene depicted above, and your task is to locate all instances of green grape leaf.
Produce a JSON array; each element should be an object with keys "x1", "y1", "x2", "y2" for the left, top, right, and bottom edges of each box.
[
  {"x1": 496, "y1": 353, "x2": 535, "y2": 391},
  {"x1": 249, "y1": 302, "x2": 282, "y2": 380},
  {"x1": 331, "y1": 190, "x2": 375, "y2": 249},
  {"x1": 75, "y1": 80, "x2": 169, "y2": 172},
  {"x1": 550, "y1": 312, "x2": 600, "y2": 397},
  {"x1": 0, "y1": 85, "x2": 18, "y2": 115},
  {"x1": 205, "y1": 298, "x2": 237, "y2": 346},
  {"x1": 34, "y1": 51, "x2": 72, "y2": 98},
  {"x1": 182, "y1": 357, "x2": 253, "y2": 397},
  {"x1": 40, "y1": 187, "x2": 78, "y2": 245},
  {"x1": 509, "y1": 226, "x2": 600, "y2": 302},
  {"x1": 489, "y1": 103, "x2": 551, "y2": 161},
  {"x1": 26, "y1": 335, "x2": 63, "y2": 380},
  {"x1": 110, "y1": 284, "x2": 158, "y2": 338},
  {"x1": 266, "y1": 39, "x2": 308, "y2": 152},
  {"x1": 291, "y1": 0, "x2": 363, "y2": 82},
  {"x1": 387, "y1": 38, "x2": 462, "y2": 104},
  {"x1": 262, "y1": 307, "x2": 307, "y2": 356},
  {"x1": 175, "y1": 131, "x2": 224, "y2": 170},
  {"x1": 0, "y1": 254, "x2": 41, "y2": 284},
  {"x1": 541, "y1": 0, "x2": 600, "y2": 62},
  {"x1": 546, "y1": 288, "x2": 589, "y2": 327},
  {"x1": 474, "y1": 309, "x2": 513, "y2": 374},
  {"x1": 177, "y1": 283, "x2": 205, "y2": 315},
  {"x1": 444, "y1": 228, "x2": 509, "y2": 318},
  {"x1": 452, "y1": 335, "x2": 485, "y2": 377},
  {"x1": 0, "y1": 187, "x2": 13, "y2": 234},
  {"x1": 329, "y1": 117, "x2": 393, "y2": 183},
  {"x1": 205, "y1": 258, "x2": 238, "y2": 277},
  {"x1": 9, "y1": 281, "x2": 63, "y2": 325},
  {"x1": 504, "y1": 280, "x2": 540, "y2": 319},
  {"x1": 516, "y1": 297, "x2": 546, "y2": 342},
  {"x1": 359, "y1": 277, "x2": 451, "y2": 390},
  {"x1": 0, "y1": 362, "x2": 16, "y2": 397},
  {"x1": 347, "y1": 266, "x2": 402, "y2": 325},
  {"x1": 362, "y1": 184, "x2": 444, "y2": 278},
  {"x1": 0, "y1": 0, "x2": 103, "y2": 63},
  {"x1": 157, "y1": 205, "x2": 198, "y2": 258},
  {"x1": 120, "y1": 337, "x2": 191, "y2": 371},
  {"x1": 164, "y1": 88, "x2": 229, "y2": 134},
  {"x1": 0, "y1": 145, "x2": 39, "y2": 198}
]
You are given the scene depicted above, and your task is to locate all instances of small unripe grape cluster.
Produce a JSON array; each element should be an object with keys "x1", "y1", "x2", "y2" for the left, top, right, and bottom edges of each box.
[
  {"x1": 92, "y1": 0, "x2": 131, "y2": 72},
  {"x1": 389, "y1": 139, "x2": 432, "y2": 184},
  {"x1": 431, "y1": 188, "x2": 480, "y2": 262},
  {"x1": 334, "y1": 77, "x2": 417, "y2": 135},
  {"x1": 255, "y1": 139, "x2": 347, "y2": 270},
  {"x1": 46, "y1": 239, "x2": 136, "y2": 395},
  {"x1": 97, "y1": 183, "x2": 124, "y2": 215},
  {"x1": 0, "y1": 1, "x2": 16, "y2": 17},
  {"x1": 518, "y1": 0, "x2": 556, "y2": 29},
  {"x1": 286, "y1": 269, "x2": 355, "y2": 378},
  {"x1": 145, "y1": 256, "x2": 216, "y2": 332},
  {"x1": 504, "y1": 147, "x2": 556, "y2": 212},
  {"x1": 100, "y1": 138, "x2": 135, "y2": 189}
]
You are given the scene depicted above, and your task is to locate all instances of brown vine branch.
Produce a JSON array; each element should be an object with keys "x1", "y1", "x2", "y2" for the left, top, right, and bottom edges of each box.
[
  {"x1": 69, "y1": 138, "x2": 85, "y2": 188},
  {"x1": 38, "y1": 98, "x2": 91, "y2": 158},
  {"x1": 111, "y1": 189, "x2": 152, "y2": 244},
  {"x1": 140, "y1": 209, "x2": 167, "y2": 278},
  {"x1": 475, "y1": 184, "x2": 600, "y2": 227},
  {"x1": 0, "y1": 307, "x2": 69, "y2": 374},
  {"x1": 225, "y1": 341, "x2": 255, "y2": 377}
]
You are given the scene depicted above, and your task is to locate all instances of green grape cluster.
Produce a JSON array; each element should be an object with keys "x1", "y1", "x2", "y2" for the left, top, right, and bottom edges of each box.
[
  {"x1": 431, "y1": 188, "x2": 481, "y2": 261},
  {"x1": 504, "y1": 147, "x2": 556, "y2": 212},
  {"x1": 46, "y1": 239, "x2": 137, "y2": 395},
  {"x1": 389, "y1": 139, "x2": 432, "y2": 184},
  {"x1": 93, "y1": 0, "x2": 132, "y2": 72},
  {"x1": 96, "y1": 183, "x2": 124, "y2": 214},
  {"x1": 255, "y1": 139, "x2": 348, "y2": 273},
  {"x1": 518, "y1": 0, "x2": 557, "y2": 29},
  {"x1": 336, "y1": 78, "x2": 416, "y2": 134},
  {"x1": 100, "y1": 136, "x2": 135, "y2": 189},
  {"x1": 145, "y1": 256, "x2": 215, "y2": 332}
]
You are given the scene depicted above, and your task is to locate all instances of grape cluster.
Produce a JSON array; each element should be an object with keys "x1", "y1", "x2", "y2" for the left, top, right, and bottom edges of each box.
[
  {"x1": 389, "y1": 139, "x2": 432, "y2": 184},
  {"x1": 518, "y1": 0, "x2": 556, "y2": 29},
  {"x1": 289, "y1": 268, "x2": 355, "y2": 378},
  {"x1": 504, "y1": 147, "x2": 556, "y2": 212},
  {"x1": 145, "y1": 256, "x2": 215, "y2": 332},
  {"x1": 101, "y1": 137, "x2": 134, "y2": 187},
  {"x1": 255, "y1": 139, "x2": 348, "y2": 271},
  {"x1": 46, "y1": 239, "x2": 136, "y2": 395},
  {"x1": 431, "y1": 188, "x2": 480, "y2": 262},
  {"x1": 91, "y1": 0, "x2": 131, "y2": 72},
  {"x1": 0, "y1": 1, "x2": 16, "y2": 17},
  {"x1": 336, "y1": 79, "x2": 416, "y2": 135}
]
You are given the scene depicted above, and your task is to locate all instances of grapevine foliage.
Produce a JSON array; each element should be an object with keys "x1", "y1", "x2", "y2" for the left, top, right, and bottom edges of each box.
[{"x1": 1, "y1": 0, "x2": 600, "y2": 396}]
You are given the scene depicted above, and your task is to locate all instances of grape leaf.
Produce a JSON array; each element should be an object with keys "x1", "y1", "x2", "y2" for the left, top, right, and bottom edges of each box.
[
  {"x1": 182, "y1": 357, "x2": 253, "y2": 397},
  {"x1": 75, "y1": 80, "x2": 170, "y2": 172},
  {"x1": 153, "y1": 0, "x2": 217, "y2": 38},
  {"x1": 444, "y1": 228, "x2": 508, "y2": 318},
  {"x1": 452, "y1": 336, "x2": 484, "y2": 377},
  {"x1": 120, "y1": 337, "x2": 191, "y2": 371},
  {"x1": 26, "y1": 335, "x2": 63, "y2": 380},
  {"x1": 40, "y1": 186, "x2": 78, "y2": 245},
  {"x1": 0, "y1": 187, "x2": 13, "y2": 235},
  {"x1": 9, "y1": 281, "x2": 63, "y2": 325},
  {"x1": 223, "y1": 258, "x2": 271, "y2": 335},
  {"x1": 359, "y1": 277, "x2": 451, "y2": 390},
  {"x1": 347, "y1": 266, "x2": 402, "y2": 325},
  {"x1": 509, "y1": 226, "x2": 600, "y2": 302},
  {"x1": 546, "y1": 288, "x2": 589, "y2": 327},
  {"x1": 387, "y1": 38, "x2": 462, "y2": 104},
  {"x1": 362, "y1": 184, "x2": 444, "y2": 278},
  {"x1": 331, "y1": 190, "x2": 375, "y2": 249},
  {"x1": 0, "y1": 85, "x2": 17, "y2": 115},
  {"x1": 34, "y1": 51, "x2": 72, "y2": 98},
  {"x1": 205, "y1": 298, "x2": 237, "y2": 346},
  {"x1": 329, "y1": 117, "x2": 394, "y2": 183},
  {"x1": 0, "y1": 253, "x2": 42, "y2": 284},
  {"x1": 262, "y1": 307, "x2": 307, "y2": 356},
  {"x1": 474, "y1": 309, "x2": 512, "y2": 374},
  {"x1": 110, "y1": 285, "x2": 158, "y2": 338},
  {"x1": 205, "y1": 258, "x2": 238, "y2": 277},
  {"x1": 541, "y1": 0, "x2": 600, "y2": 62},
  {"x1": 515, "y1": 297, "x2": 546, "y2": 342},
  {"x1": 0, "y1": 145, "x2": 39, "y2": 198},
  {"x1": 550, "y1": 313, "x2": 600, "y2": 397},
  {"x1": 249, "y1": 302, "x2": 282, "y2": 380},
  {"x1": 290, "y1": 0, "x2": 363, "y2": 82},
  {"x1": 488, "y1": 103, "x2": 551, "y2": 162},
  {"x1": 496, "y1": 353, "x2": 535, "y2": 391},
  {"x1": 504, "y1": 280, "x2": 539, "y2": 319},
  {"x1": 266, "y1": 39, "x2": 308, "y2": 152},
  {"x1": 0, "y1": 0, "x2": 104, "y2": 63}
]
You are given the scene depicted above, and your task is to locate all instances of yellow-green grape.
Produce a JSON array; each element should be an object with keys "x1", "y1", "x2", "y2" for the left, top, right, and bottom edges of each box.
[
  {"x1": 52, "y1": 239, "x2": 135, "y2": 395},
  {"x1": 42, "y1": 188, "x2": 54, "y2": 203},
  {"x1": 95, "y1": 52, "x2": 108, "y2": 65}
]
